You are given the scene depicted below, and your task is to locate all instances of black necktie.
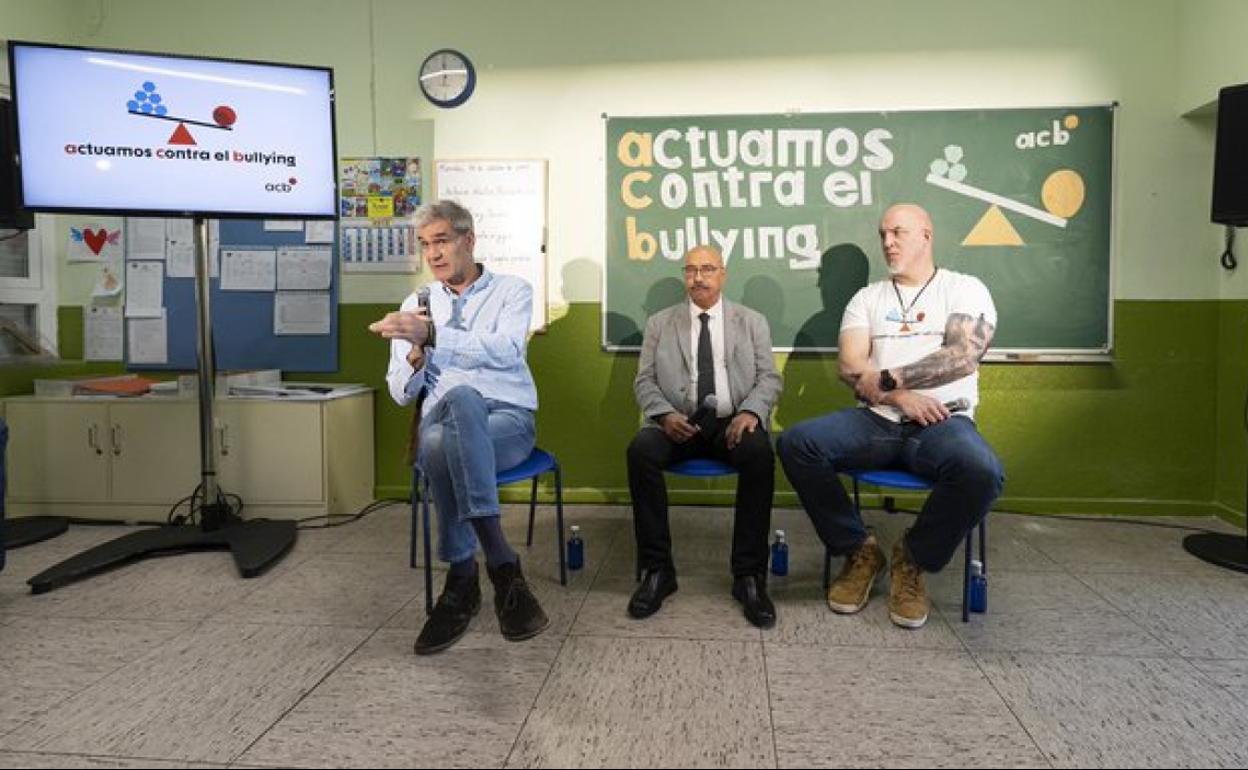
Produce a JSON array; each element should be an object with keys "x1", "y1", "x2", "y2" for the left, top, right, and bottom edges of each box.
[{"x1": 697, "y1": 312, "x2": 715, "y2": 407}]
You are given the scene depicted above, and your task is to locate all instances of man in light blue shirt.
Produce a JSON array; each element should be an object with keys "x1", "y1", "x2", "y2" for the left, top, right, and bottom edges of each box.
[{"x1": 370, "y1": 200, "x2": 547, "y2": 655}]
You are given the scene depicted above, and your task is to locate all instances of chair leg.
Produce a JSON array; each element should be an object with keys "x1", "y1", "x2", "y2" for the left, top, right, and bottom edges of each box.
[
  {"x1": 526, "y1": 476, "x2": 538, "y2": 547},
  {"x1": 980, "y1": 515, "x2": 988, "y2": 575},
  {"x1": 422, "y1": 477, "x2": 434, "y2": 614},
  {"x1": 555, "y1": 464, "x2": 567, "y2": 586},
  {"x1": 962, "y1": 530, "x2": 972, "y2": 622},
  {"x1": 409, "y1": 467, "x2": 420, "y2": 570}
]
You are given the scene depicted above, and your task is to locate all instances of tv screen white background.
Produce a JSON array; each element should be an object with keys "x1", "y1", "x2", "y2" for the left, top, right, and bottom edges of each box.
[{"x1": 10, "y1": 43, "x2": 337, "y2": 218}]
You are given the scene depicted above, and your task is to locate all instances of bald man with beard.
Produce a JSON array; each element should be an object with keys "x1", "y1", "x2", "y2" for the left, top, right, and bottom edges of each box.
[{"x1": 778, "y1": 204, "x2": 1004, "y2": 630}]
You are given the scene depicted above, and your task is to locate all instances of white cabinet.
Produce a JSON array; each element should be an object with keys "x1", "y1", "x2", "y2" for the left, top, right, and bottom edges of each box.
[
  {"x1": 4, "y1": 390, "x2": 374, "y2": 522},
  {"x1": 215, "y1": 392, "x2": 375, "y2": 518}
]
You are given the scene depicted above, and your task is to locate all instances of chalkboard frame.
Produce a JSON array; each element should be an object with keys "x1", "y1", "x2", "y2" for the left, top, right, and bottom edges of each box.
[{"x1": 602, "y1": 104, "x2": 1117, "y2": 362}]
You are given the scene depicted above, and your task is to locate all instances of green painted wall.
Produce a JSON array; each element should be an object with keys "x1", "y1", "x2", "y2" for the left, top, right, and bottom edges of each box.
[
  {"x1": 333, "y1": 300, "x2": 1217, "y2": 516},
  {"x1": 18, "y1": 299, "x2": 1218, "y2": 516},
  {"x1": 1217, "y1": 302, "x2": 1248, "y2": 519}
]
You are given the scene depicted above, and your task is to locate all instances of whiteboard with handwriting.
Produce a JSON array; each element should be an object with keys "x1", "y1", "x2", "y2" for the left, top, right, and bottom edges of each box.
[{"x1": 434, "y1": 159, "x2": 547, "y2": 331}]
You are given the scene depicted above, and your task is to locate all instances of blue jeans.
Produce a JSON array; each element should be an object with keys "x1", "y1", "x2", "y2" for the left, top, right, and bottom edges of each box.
[
  {"x1": 778, "y1": 408, "x2": 1004, "y2": 572},
  {"x1": 418, "y1": 385, "x2": 535, "y2": 564}
]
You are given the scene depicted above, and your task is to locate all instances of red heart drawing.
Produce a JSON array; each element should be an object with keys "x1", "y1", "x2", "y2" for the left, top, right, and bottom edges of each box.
[{"x1": 83, "y1": 228, "x2": 108, "y2": 255}]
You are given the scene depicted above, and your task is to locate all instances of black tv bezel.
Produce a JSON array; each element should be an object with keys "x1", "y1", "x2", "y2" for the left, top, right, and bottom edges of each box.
[{"x1": 7, "y1": 40, "x2": 340, "y2": 221}]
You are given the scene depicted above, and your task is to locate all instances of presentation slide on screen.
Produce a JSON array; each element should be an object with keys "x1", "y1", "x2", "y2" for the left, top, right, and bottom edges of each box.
[{"x1": 11, "y1": 44, "x2": 337, "y2": 217}]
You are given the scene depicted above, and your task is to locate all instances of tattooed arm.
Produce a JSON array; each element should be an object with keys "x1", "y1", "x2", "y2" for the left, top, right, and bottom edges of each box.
[{"x1": 893, "y1": 312, "x2": 995, "y2": 390}]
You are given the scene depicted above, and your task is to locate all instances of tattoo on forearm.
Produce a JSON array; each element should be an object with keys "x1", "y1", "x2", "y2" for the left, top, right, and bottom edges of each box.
[{"x1": 896, "y1": 313, "x2": 995, "y2": 389}]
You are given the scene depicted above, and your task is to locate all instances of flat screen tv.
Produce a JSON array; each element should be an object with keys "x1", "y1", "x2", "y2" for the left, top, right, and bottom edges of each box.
[{"x1": 7, "y1": 41, "x2": 337, "y2": 219}]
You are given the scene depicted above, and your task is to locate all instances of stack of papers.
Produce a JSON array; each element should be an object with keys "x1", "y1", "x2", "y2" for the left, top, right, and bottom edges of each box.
[{"x1": 74, "y1": 374, "x2": 155, "y2": 397}]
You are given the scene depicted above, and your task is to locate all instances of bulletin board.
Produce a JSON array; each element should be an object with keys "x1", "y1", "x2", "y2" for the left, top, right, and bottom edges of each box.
[{"x1": 127, "y1": 218, "x2": 338, "y2": 372}]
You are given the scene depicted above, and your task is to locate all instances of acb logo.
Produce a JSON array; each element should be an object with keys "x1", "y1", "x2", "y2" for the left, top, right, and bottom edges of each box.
[
  {"x1": 265, "y1": 177, "x2": 299, "y2": 193},
  {"x1": 1015, "y1": 115, "x2": 1079, "y2": 150}
]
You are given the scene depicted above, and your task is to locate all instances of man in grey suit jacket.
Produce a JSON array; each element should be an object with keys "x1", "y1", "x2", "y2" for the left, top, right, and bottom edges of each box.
[{"x1": 627, "y1": 245, "x2": 784, "y2": 628}]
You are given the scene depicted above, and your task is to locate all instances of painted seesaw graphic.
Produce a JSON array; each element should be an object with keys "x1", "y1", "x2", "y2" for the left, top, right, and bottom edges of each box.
[
  {"x1": 925, "y1": 136, "x2": 1086, "y2": 247},
  {"x1": 126, "y1": 80, "x2": 236, "y2": 146}
]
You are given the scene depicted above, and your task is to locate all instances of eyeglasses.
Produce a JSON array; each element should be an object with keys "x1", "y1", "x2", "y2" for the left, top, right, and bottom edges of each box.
[{"x1": 682, "y1": 265, "x2": 722, "y2": 277}]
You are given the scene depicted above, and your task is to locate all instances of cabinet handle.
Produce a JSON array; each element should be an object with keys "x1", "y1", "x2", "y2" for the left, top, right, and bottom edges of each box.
[
  {"x1": 87, "y1": 423, "x2": 103, "y2": 455},
  {"x1": 110, "y1": 424, "x2": 122, "y2": 456}
]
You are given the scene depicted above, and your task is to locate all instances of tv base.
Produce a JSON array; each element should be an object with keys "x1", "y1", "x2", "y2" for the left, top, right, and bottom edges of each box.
[
  {"x1": 27, "y1": 519, "x2": 296, "y2": 594},
  {"x1": 5, "y1": 515, "x2": 69, "y2": 549}
]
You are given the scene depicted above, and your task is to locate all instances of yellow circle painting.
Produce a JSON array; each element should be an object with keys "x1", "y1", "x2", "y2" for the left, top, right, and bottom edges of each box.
[{"x1": 1041, "y1": 169, "x2": 1085, "y2": 218}]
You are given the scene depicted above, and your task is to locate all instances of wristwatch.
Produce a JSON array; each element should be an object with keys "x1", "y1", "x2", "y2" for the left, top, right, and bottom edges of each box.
[{"x1": 879, "y1": 369, "x2": 897, "y2": 392}]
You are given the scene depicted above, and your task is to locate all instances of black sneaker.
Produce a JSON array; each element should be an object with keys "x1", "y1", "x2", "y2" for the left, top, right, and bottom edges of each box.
[
  {"x1": 486, "y1": 559, "x2": 550, "y2": 641},
  {"x1": 414, "y1": 567, "x2": 481, "y2": 655}
]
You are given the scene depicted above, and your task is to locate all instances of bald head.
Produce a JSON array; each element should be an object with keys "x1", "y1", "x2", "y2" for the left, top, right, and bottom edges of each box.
[
  {"x1": 882, "y1": 204, "x2": 933, "y2": 234},
  {"x1": 879, "y1": 204, "x2": 935, "y2": 284},
  {"x1": 685, "y1": 245, "x2": 723, "y2": 267}
]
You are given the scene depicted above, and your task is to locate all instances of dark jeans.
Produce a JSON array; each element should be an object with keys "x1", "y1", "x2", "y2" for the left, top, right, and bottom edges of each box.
[
  {"x1": 626, "y1": 417, "x2": 774, "y2": 578},
  {"x1": 777, "y1": 408, "x2": 1004, "y2": 573}
]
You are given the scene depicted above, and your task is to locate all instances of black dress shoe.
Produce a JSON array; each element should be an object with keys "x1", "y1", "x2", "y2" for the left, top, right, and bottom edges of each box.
[
  {"x1": 414, "y1": 567, "x2": 481, "y2": 655},
  {"x1": 628, "y1": 567, "x2": 678, "y2": 619},
  {"x1": 732, "y1": 575, "x2": 777, "y2": 629}
]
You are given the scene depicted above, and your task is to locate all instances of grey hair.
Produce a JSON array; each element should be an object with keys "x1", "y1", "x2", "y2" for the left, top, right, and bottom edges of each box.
[{"x1": 414, "y1": 200, "x2": 475, "y2": 235}]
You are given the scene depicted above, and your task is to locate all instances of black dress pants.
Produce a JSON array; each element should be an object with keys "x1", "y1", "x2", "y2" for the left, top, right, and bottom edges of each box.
[{"x1": 626, "y1": 417, "x2": 774, "y2": 577}]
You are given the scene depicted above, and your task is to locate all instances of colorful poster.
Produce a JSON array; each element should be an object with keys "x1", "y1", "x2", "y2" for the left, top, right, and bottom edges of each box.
[{"x1": 338, "y1": 156, "x2": 422, "y2": 272}]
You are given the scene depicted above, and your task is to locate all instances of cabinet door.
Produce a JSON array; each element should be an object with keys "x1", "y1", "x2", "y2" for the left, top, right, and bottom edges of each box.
[
  {"x1": 7, "y1": 401, "x2": 109, "y2": 502},
  {"x1": 217, "y1": 401, "x2": 324, "y2": 503},
  {"x1": 108, "y1": 401, "x2": 201, "y2": 504}
]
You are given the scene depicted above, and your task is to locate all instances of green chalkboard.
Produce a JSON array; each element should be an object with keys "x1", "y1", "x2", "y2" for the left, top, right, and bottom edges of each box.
[{"x1": 604, "y1": 106, "x2": 1114, "y2": 356}]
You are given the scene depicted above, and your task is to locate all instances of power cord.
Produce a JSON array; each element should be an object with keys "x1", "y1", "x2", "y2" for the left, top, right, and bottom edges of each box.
[
  {"x1": 166, "y1": 483, "x2": 243, "y2": 527},
  {"x1": 295, "y1": 497, "x2": 408, "y2": 529}
]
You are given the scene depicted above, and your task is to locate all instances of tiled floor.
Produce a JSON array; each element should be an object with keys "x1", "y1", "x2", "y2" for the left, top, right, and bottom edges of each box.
[{"x1": 2, "y1": 504, "x2": 1248, "y2": 768}]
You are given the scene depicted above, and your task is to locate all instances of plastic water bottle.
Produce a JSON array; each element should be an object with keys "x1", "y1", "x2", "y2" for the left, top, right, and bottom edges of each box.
[
  {"x1": 567, "y1": 525, "x2": 584, "y2": 571},
  {"x1": 770, "y1": 529, "x2": 789, "y2": 577},
  {"x1": 969, "y1": 559, "x2": 987, "y2": 613}
]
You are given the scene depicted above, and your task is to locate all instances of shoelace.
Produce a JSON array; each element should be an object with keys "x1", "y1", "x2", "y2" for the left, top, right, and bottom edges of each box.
[
  {"x1": 843, "y1": 546, "x2": 877, "y2": 581},
  {"x1": 500, "y1": 576, "x2": 528, "y2": 611},
  {"x1": 894, "y1": 562, "x2": 924, "y2": 601}
]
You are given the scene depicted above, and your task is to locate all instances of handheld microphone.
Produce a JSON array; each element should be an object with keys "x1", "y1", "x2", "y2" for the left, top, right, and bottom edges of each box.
[
  {"x1": 689, "y1": 394, "x2": 719, "y2": 433},
  {"x1": 899, "y1": 396, "x2": 971, "y2": 423},
  {"x1": 944, "y1": 397, "x2": 971, "y2": 413}
]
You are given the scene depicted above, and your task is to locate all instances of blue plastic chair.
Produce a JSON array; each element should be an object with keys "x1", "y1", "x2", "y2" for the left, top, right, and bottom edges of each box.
[
  {"x1": 824, "y1": 468, "x2": 987, "y2": 622},
  {"x1": 410, "y1": 447, "x2": 566, "y2": 613},
  {"x1": 667, "y1": 457, "x2": 737, "y2": 478}
]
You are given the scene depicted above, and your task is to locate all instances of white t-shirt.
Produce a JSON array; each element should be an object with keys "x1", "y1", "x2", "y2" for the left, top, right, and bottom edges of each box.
[{"x1": 840, "y1": 268, "x2": 996, "y2": 423}]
